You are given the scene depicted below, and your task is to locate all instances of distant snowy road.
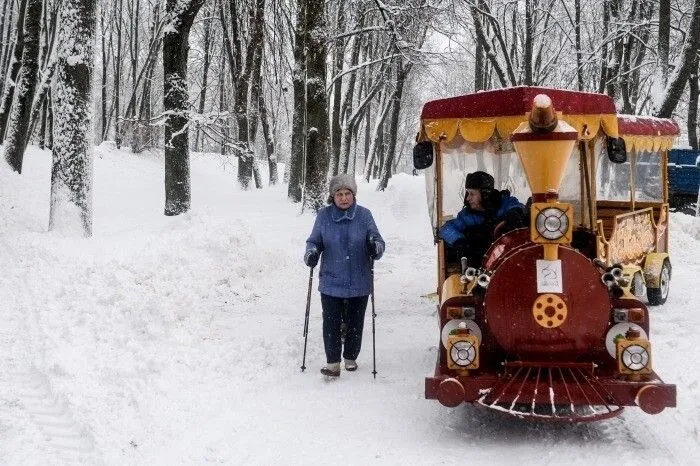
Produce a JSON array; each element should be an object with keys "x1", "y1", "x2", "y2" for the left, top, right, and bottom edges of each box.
[{"x1": 1, "y1": 146, "x2": 698, "y2": 465}]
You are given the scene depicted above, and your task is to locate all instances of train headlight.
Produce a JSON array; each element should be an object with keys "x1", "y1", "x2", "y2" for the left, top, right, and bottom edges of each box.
[
  {"x1": 530, "y1": 203, "x2": 573, "y2": 243},
  {"x1": 615, "y1": 326, "x2": 652, "y2": 377},
  {"x1": 447, "y1": 322, "x2": 480, "y2": 370},
  {"x1": 535, "y1": 207, "x2": 569, "y2": 240},
  {"x1": 450, "y1": 341, "x2": 477, "y2": 367},
  {"x1": 620, "y1": 345, "x2": 650, "y2": 371}
]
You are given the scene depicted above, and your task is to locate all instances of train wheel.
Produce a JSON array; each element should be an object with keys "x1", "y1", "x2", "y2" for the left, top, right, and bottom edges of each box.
[
  {"x1": 647, "y1": 260, "x2": 671, "y2": 306},
  {"x1": 630, "y1": 271, "x2": 645, "y2": 299}
]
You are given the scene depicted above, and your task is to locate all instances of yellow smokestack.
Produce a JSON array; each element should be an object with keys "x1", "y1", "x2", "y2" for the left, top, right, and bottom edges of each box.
[{"x1": 511, "y1": 94, "x2": 578, "y2": 199}]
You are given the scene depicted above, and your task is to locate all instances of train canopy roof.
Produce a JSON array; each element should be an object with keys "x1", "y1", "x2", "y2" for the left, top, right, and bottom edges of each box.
[
  {"x1": 617, "y1": 114, "x2": 680, "y2": 152},
  {"x1": 418, "y1": 86, "x2": 678, "y2": 150}
]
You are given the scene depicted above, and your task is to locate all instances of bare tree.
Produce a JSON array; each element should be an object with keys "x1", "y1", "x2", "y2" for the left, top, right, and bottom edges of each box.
[
  {"x1": 49, "y1": 0, "x2": 97, "y2": 236},
  {"x1": 653, "y1": 0, "x2": 700, "y2": 117},
  {"x1": 0, "y1": 0, "x2": 27, "y2": 142},
  {"x1": 287, "y1": 0, "x2": 307, "y2": 202},
  {"x1": 302, "y1": 0, "x2": 330, "y2": 210},
  {"x1": 688, "y1": 57, "x2": 699, "y2": 149},
  {"x1": 4, "y1": 0, "x2": 42, "y2": 173},
  {"x1": 114, "y1": 0, "x2": 123, "y2": 147},
  {"x1": 163, "y1": 0, "x2": 205, "y2": 216}
]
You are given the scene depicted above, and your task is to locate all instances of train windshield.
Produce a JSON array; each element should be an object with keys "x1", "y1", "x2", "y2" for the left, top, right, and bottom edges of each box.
[
  {"x1": 427, "y1": 134, "x2": 586, "y2": 230},
  {"x1": 596, "y1": 147, "x2": 663, "y2": 202}
]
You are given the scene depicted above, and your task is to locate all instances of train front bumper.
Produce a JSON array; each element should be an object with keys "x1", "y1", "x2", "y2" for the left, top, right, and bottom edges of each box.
[{"x1": 425, "y1": 365, "x2": 676, "y2": 421}]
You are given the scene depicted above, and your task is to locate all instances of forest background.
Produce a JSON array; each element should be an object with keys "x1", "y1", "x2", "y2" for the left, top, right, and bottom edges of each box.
[{"x1": 1, "y1": 0, "x2": 699, "y2": 235}]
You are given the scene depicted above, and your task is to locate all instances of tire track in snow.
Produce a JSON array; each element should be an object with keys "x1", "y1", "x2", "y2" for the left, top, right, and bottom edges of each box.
[
  {"x1": 0, "y1": 327, "x2": 103, "y2": 464},
  {"x1": 0, "y1": 244, "x2": 104, "y2": 464},
  {"x1": 9, "y1": 367, "x2": 103, "y2": 463}
]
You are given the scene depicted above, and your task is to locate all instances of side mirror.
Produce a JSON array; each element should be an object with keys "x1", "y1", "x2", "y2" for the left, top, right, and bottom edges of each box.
[
  {"x1": 413, "y1": 141, "x2": 434, "y2": 169},
  {"x1": 607, "y1": 137, "x2": 627, "y2": 164}
]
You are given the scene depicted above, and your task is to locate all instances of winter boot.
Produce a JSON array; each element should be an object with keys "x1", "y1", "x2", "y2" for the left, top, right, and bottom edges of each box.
[
  {"x1": 344, "y1": 359, "x2": 358, "y2": 371},
  {"x1": 320, "y1": 363, "x2": 341, "y2": 377}
]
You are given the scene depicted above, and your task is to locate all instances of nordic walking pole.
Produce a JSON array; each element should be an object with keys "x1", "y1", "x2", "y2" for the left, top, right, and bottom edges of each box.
[
  {"x1": 371, "y1": 258, "x2": 377, "y2": 379},
  {"x1": 301, "y1": 266, "x2": 314, "y2": 372},
  {"x1": 368, "y1": 236, "x2": 378, "y2": 379}
]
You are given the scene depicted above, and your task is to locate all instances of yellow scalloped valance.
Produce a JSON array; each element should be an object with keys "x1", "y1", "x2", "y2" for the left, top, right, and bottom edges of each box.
[
  {"x1": 421, "y1": 114, "x2": 619, "y2": 143},
  {"x1": 621, "y1": 135, "x2": 676, "y2": 153}
]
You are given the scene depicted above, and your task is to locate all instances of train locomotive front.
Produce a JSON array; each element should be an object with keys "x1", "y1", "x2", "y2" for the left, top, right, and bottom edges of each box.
[{"x1": 417, "y1": 88, "x2": 677, "y2": 422}]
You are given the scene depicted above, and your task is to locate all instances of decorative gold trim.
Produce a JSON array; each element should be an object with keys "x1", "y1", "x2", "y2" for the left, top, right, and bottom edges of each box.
[
  {"x1": 532, "y1": 294, "x2": 568, "y2": 328},
  {"x1": 420, "y1": 114, "x2": 621, "y2": 143}
]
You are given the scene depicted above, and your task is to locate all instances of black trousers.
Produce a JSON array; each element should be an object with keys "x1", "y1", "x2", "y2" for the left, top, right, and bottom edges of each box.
[{"x1": 320, "y1": 294, "x2": 369, "y2": 364}]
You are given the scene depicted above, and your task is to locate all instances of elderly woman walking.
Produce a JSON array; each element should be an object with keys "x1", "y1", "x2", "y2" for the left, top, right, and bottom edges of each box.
[{"x1": 304, "y1": 174, "x2": 385, "y2": 377}]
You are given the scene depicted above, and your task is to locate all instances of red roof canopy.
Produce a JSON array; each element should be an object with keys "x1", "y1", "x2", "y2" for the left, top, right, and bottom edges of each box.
[
  {"x1": 420, "y1": 86, "x2": 617, "y2": 119},
  {"x1": 617, "y1": 114, "x2": 680, "y2": 136}
]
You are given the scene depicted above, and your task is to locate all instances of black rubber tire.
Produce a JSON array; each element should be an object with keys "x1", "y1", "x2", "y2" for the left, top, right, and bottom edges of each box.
[
  {"x1": 630, "y1": 271, "x2": 645, "y2": 299},
  {"x1": 647, "y1": 259, "x2": 671, "y2": 306}
]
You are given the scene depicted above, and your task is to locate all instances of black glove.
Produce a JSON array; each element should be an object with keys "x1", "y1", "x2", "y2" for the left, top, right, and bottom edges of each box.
[
  {"x1": 304, "y1": 248, "x2": 320, "y2": 267},
  {"x1": 503, "y1": 206, "x2": 526, "y2": 232},
  {"x1": 367, "y1": 236, "x2": 381, "y2": 259},
  {"x1": 481, "y1": 188, "x2": 503, "y2": 212},
  {"x1": 452, "y1": 238, "x2": 469, "y2": 251}
]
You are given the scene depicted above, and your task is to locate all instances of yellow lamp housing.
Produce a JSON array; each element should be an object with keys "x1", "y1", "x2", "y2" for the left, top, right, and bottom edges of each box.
[
  {"x1": 530, "y1": 202, "x2": 574, "y2": 244},
  {"x1": 616, "y1": 333, "x2": 653, "y2": 376},
  {"x1": 510, "y1": 94, "x2": 579, "y2": 198},
  {"x1": 447, "y1": 331, "x2": 480, "y2": 370}
]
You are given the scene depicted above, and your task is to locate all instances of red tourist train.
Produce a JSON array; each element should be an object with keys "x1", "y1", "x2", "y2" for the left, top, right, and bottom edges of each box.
[{"x1": 414, "y1": 87, "x2": 677, "y2": 421}]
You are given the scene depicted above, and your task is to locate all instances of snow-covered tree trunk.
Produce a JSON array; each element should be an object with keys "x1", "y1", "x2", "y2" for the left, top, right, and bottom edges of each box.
[
  {"x1": 302, "y1": 0, "x2": 330, "y2": 211},
  {"x1": 49, "y1": 0, "x2": 97, "y2": 237},
  {"x1": 114, "y1": 0, "x2": 123, "y2": 148},
  {"x1": 653, "y1": 0, "x2": 700, "y2": 118},
  {"x1": 0, "y1": 0, "x2": 27, "y2": 142},
  {"x1": 258, "y1": 91, "x2": 278, "y2": 185},
  {"x1": 377, "y1": 63, "x2": 409, "y2": 191},
  {"x1": 0, "y1": 0, "x2": 13, "y2": 93},
  {"x1": 99, "y1": 9, "x2": 108, "y2": 142},
  {"x1": 655, "y1": 0, "x2": 671, "y2": 89},
  {"x1": 523, "y1": 0, "x2": 533, "y2": 85},
  {"x1": 688, "y1": 58, "x2": 699, "y2": 149},
  {"x1": 574, "y1": 0, "x2": 583, "y2": 90},
  {"x1": 287, "y1": 0, "x2": 307, "y2": 202},
  {"x1": 163, "y1": 0, "x2": 204, "y2": 216},
  {"x1": 4, "y1": 0, "x2": 43, "y2": 173},
  {"x1": 328, "y1": 3, "x2": 346, "y2": 177},
  {"x1": 194, "y1": 2, "x2": 213, "y2": 152},
  {"x1": 234, "y1": 0, "x2": 265, "y2": 190}
]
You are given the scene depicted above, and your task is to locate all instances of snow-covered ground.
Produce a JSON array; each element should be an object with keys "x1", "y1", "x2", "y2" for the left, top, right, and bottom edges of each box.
[{"x1": 1, "y1": 145, "x2": 699, "y2": 465}]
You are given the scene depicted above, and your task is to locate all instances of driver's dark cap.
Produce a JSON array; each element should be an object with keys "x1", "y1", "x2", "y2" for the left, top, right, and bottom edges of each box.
[{"x1": 465, "y1": 171, "x2": 494, "y2": 190}]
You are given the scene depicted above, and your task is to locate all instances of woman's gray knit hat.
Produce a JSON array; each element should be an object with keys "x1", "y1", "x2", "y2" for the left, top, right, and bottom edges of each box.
[{"x1": 329, "y1": 174, "x2": 357, "y2": 196}]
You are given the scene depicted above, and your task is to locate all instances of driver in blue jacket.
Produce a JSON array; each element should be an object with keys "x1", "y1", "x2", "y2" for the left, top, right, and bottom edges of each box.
[{"x1": 439, "y1": 171, "x2": 526, "y2": 267}]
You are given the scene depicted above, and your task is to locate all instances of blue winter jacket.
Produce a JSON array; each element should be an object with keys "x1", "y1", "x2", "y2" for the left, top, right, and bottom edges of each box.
[
  {"x1": 439, "y1": 194, "x2": 524, "y2": 246},
  {"x1": 305, "y1": 202, "x2": 385, "y2": 298}
]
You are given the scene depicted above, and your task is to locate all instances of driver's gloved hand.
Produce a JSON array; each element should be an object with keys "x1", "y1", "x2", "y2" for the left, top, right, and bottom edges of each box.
[
  {"x1": 503, "y1": 206, "x2": 527, "y2": 232},
  {"x1": 304, "y1": 247, "x2": 320, "y2": 267},
  {"x1": 452, "y1": 238, "x2": 469, "y2": 251}
]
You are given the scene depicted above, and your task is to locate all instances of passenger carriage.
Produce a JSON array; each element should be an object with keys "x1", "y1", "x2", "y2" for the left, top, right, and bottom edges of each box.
[{"x1": 414, "y1": 87, "x2": 677, "y2": 421}]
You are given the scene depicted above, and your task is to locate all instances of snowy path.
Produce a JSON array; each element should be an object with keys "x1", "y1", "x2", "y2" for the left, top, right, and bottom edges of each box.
[
  {"x1": 1, "y1": 146, "x2": 699, "y2": 465},
  {"x1": 1, "y1": 241, "x2": 102, "y2": 464}
]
